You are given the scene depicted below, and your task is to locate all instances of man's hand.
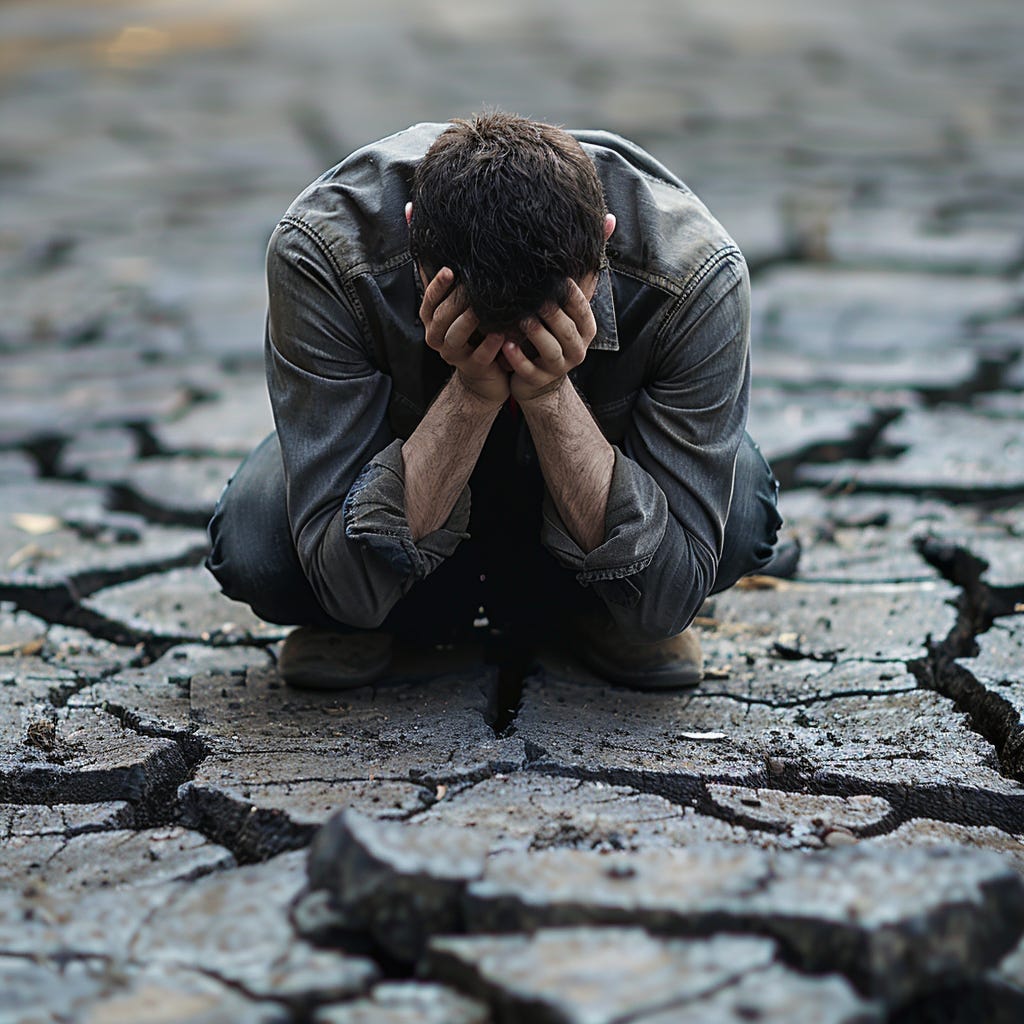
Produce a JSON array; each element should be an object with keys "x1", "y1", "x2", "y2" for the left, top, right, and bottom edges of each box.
[
  {"x1": 503, "y1": 279, "x2": 597, "y2": 404},
  {"x1": 421, "y1": 267, "x2": 510, "y2": 407}
]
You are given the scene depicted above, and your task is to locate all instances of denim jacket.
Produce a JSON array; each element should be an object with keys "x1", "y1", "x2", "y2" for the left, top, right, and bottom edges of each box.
[{"x1": 265, "y1": 123, "x2": 750, "y2": 638}]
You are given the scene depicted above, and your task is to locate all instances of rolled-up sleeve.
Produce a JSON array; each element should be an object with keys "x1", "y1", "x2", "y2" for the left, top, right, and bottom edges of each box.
[
  {"x1": 265, "y1": 221, "x2": 468, "y2": 628},
  {"x1": 541, "y1": 249, "x2": 750, "y2": 639}
]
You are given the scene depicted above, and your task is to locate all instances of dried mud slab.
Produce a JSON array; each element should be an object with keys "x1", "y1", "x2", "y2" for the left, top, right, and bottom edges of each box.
[
  {"x1": 308, "y1": 812, "x2": 1024, "y2": 1006},
  {"x1": 704, "y1": 785, "x2": 893, "y2": 841},
  {"x1": 799, "y1": 409, "x2": 1024, "y2": 501},
  {"x1": 313, "y1": 982, "x2": 491, "y2": 1024},
  {"x1": 0, "y1": 705, "x2": 189, "y2": 808},
  {"x1": 412, "y1": 773, "x2": 755, "y2": 853},
  {"x1": 824, "y1": 207, "x2": 1024, "y2": 276},
  {"x1": 774, "y1": 491, "x2": 989, "y2": 585},
  {"x1": 517, "y1": 661, "x2": 1024, "y2": 832},
  {"x1": 0, "y1": 347, "x2": 197, "y2": 448},
  {"x1": 105, "y1": 454, "x2": 242, "y2": 527},
  {"x1": 0, "y1": 826, "x2": 234, "y2": 892},
  {"x1": 747, "y1": 387, "x2": 891, "y2": 471},
  {"x1": 151, "y1": 373, "x2": 273, "y2": 457},
  {"x1": 702, "y1": 579, "x2": 958, "y2": 663},
  {"x1": 132, "y1": 852, "x2": 380, "y2": 1008},
  {"x1": 0, "y1": 851, "x2": 376, "y2": 1021},
  {"x1": 178, "y1": 666, "x2": 523, "y2": 859},
  {"x1": 426, "y1": 929, "x2": 877, "y2": 1024},
  {"x1": 462, "y1": 844, "x2": 1024, "y2": 1006},
  {"x1": 947, "y1": 616, "x2": 1024, "y2": 777},
  {"x1": 865, "y1": 819, "x2": 1024, "y2": 876},
  {"x1": 81, "y1": 565, "x2": 289, "y2": 646},
  {"x1": 69, "y1": 643, "x2": 271, "y2": 758},
  {"x1": 0, "y1": 482, "x2": 207, "y2": 615},
  {"x1": 749, "y1": 267, "x2": 1017, "y2": 389}
]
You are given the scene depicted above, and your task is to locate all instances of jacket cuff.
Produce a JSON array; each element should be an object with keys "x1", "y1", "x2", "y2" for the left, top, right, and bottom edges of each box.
[
  {"x1": 540, "y1": 448, "x2": 668, "y2": 603},
  {"x1": 343, "y1": 439, "x2": 470, "y2": 584}
]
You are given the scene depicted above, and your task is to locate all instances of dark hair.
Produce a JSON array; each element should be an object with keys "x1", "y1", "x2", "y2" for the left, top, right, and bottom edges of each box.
[{"x1": 410, "y1": 111, "x2": 606, "y2": 329}]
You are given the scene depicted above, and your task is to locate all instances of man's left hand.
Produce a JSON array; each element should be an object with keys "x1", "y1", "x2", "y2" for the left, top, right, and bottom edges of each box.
[{"x1": 504, "y1": 279, "x2": 597, "y2": 403}]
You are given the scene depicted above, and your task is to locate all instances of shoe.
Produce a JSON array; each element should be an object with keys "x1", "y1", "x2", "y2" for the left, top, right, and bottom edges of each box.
[
  {"x1": 278, "y1": 626, "x2": 392, "y2": 690},
  {"x1": 573, "y1": 614, "x2": 703, "y2": 691},
  {"x1": 758, "y1": 537, "x2": 801, "y2": 579}
]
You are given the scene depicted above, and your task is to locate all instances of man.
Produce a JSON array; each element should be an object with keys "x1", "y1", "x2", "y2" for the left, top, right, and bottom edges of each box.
[{"x1": 207, "y1": 112, "x2": 792, "y2": 691}]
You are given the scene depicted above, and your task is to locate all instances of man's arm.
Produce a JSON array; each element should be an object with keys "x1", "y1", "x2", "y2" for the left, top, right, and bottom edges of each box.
[
  {"x1": 402, "y1": 266, "x2": 510, "y2": 540},
  {"x1": 507, "y1": 255, "x2": 751, "y2": 641},
  {"x1": 403, "y1": 373, "x2": 501, "y2": 540},
  {"x1": 266, "y1": 227, "x2": 498, "y2": 628},
  {"x1": 503, "y1": 280, "x2": 614, "y2": 554}
]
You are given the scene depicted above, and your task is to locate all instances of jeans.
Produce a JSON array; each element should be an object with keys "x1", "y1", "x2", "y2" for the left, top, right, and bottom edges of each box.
[{"x1": 206, "y1": 431, "x2": 782, "y2": 645}]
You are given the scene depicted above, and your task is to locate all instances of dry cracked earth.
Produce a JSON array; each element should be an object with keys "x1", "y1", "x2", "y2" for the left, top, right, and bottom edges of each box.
[{"x1": 2, "y1": 1, "x2": 1024, "y2": 1022}]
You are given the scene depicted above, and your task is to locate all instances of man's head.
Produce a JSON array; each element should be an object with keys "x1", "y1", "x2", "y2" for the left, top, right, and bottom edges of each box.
[{"x1": 409, "y1": 111, "x2": 609, "y2": 331}]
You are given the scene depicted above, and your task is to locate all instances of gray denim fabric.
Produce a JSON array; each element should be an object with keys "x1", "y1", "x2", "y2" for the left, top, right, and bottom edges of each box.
[{"x1": 263, "y1": 123, "x2": 751, "y2": 639}]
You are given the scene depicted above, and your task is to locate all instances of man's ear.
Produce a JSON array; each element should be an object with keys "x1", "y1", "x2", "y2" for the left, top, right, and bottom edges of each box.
[
  {"x1": 405, "y1": 202, "x2": 413, "y2": 227},
  {"x1": 603, "y1": 213, "x2": 616, "y2": 242}
]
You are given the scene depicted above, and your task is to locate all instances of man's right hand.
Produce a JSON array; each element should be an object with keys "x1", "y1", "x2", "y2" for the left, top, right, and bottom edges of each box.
[{"x1": 420, "y1": 267, "x2": 510, "y2": 407}]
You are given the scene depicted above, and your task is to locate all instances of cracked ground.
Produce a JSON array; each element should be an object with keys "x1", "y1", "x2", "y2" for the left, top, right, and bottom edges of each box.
[{"x1": 2, "y1": 1, "x2": 1024, "y2": 1021}]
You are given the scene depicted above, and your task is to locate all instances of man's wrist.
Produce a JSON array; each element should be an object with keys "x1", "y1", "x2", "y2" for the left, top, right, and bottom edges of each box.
[
  {"x1": 514, "y1": 373, "x2": 569, "y2": 407},
  {"x1": 453, "y1": 369, "x2": 508, "y2": 412}
]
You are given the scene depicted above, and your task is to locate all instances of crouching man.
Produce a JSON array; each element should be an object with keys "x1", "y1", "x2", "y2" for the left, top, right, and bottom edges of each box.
[{"x1": 207, "y1": 112, "x2": 794, "y2": 690}]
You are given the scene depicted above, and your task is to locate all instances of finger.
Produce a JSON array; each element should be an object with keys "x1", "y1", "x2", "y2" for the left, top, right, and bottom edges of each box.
[
  {"x1": 420, "y1": 267, "x2": 455, "y2": 326},
  {"x1": 426, "y1": 284, "x2": 473, "y2": 351},
  {"x1": 503, "y1": 340, "x2": 549, "y2": 382},
  {"x1": 564, "y1": 279, "x2": 597, "y2": 343},
  {"x1": 441, "y1": 306, "x2": 481, "y2": 355},
  {"x1": 536, "y1": 304, "x2": 586, "y2": 367},
  {"x1": 468, "y1": 330, "x2": 505, "y2": 367},
  {"x1": 521, "y1": 315, "x2": 566, "y2": 369}
]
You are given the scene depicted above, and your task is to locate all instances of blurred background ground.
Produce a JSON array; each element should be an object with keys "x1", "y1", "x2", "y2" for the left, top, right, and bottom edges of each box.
[{"x1": 2, "y1": 2, "x2": 1024, "y2": 1022}]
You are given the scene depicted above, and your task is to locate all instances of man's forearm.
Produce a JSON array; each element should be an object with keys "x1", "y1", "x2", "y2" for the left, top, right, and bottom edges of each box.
[
  {"x1": 402, "y1": 372, "x2": 502, "y2": 541},
  {"x1": 520, "y1": 378, "x2": 614, "y2": 553}
]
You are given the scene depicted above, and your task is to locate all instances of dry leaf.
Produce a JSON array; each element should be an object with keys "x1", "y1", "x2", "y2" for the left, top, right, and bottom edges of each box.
[
  {"x1": 11, "y1": 513, "x2": 63, "y2": 535},
  {"x1": 0, "y1": 639, "x2": 44, "y2": 656},
  {"x1": 7, "y1": 543, "x2": 48, "y2": 569},
  {"x1": 735, "y1": 575, "x2": 790, "y2": 591}
]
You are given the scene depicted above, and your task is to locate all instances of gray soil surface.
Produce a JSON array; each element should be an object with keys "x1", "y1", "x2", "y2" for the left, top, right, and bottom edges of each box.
[{"x1": 2, "y1": 1, "x2": 1023, "y2": 1021}]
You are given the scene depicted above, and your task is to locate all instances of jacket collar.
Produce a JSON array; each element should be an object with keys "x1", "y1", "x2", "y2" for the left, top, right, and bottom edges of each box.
[{"x1": 589, "y1": 265, "x2": 619, "y2": 351}]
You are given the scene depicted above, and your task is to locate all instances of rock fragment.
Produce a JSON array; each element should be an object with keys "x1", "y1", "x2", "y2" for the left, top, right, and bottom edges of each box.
[
  {"x1": 134, "y1": 851, "x2": 379, "y2": 1008},
  {"x1": 705, "y1": 785, "x2": 892, "y2": 839},
  {"x1": 307, "y1": 809, "x2": 491, "y2": 962}
]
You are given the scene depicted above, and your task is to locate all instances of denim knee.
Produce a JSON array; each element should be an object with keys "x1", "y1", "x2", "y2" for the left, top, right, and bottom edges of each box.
[
  {"x1": 712, "y1": 434, "x2": 783, "y2": 594},
  {"x1": 204, "y1": 433, "x2": 334, "y2": 627}
]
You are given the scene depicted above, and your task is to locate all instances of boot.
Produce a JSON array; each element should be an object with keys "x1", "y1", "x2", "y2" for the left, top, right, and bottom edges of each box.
[
  {"x1": 574, "y1": 614, "x2": 703, "y2": 690},
  {"x1": 278, "y1": 626, "x2": 392, "y2": 690}
]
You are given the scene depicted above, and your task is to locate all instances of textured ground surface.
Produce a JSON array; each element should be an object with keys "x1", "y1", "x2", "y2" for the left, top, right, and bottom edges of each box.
[{"x1": 2, "y1": 1, "x2": 1024, "y2": 1021}]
